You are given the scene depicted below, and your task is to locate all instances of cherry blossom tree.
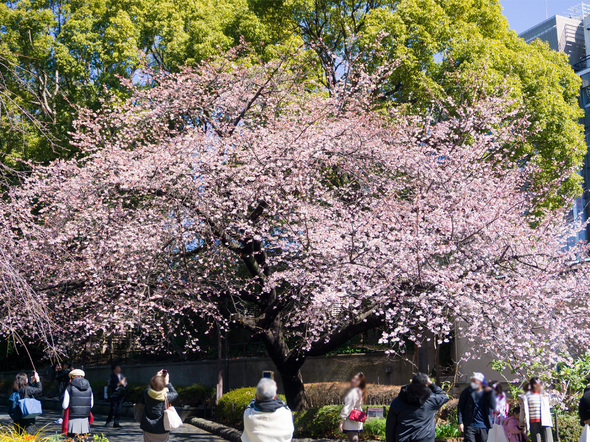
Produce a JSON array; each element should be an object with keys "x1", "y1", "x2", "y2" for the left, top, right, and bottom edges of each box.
[
  {"x1": 6, "y1": 51, "x2": 590, "y2": 408},
  {"x1": 0, "y1": 205, "x2": 56, "y2": 361}
]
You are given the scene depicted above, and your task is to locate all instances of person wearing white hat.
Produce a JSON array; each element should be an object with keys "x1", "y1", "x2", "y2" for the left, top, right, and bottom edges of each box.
[
  {"x1": 457, "y1": 372, "x2": 496, "y2": 442},
  {"x1": 62, "y1": 368, "x2": 94, "y2": 438}
]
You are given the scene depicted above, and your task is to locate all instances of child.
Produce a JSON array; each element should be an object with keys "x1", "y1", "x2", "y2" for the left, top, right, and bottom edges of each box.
[
  {"x1": 503, "y1": 406, "x2": 528, "y2": 442},
  {"x1": 491, "y1": 381, "x2": 509, "y2": 421}
]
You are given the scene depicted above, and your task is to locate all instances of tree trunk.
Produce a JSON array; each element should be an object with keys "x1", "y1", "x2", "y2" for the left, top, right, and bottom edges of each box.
[{"x1": 279, "y1": 369, "x2": 308, "y2": 411}]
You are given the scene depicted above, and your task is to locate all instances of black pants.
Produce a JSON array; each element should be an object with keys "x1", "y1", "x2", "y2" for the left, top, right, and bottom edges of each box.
[
  {"x1": 107, "y1": 395, "x2": 124, "y2": 424},
  {"x1": 464, "y1": 426, "x2": 488, "y2": 442}
]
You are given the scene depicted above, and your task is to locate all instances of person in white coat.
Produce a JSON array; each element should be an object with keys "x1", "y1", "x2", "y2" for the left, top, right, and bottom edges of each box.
[
  {"x1": 339, "y1": 372, "x2": 367, "y2": 442},
  {"x1": 242, "y1": 378, "x2": 294, "y2": 442},
  {"x1": 519, "y1": 377, "x2": 553, "y2": 442}
]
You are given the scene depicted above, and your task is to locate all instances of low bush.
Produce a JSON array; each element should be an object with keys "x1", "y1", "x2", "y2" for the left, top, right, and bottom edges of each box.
[
  {"x1": 217, "y1": 387, "x2": 286, "y2": 426},
  {"x1": 122, "y1": 384, "x2": 145, "y2": 404},
  {"x1": 435, "y1": 422, "x2": 461, "y2": 439},
  {"x1": 176, "y1": 384, "x2": 215, "y2": 407},
  {"x1": 294, "y1": 405, "x2": 342, "y2": 439},
  {"x1": 362, "y1": 417, "x2": 387, "y2": 440},
  {"x1": 556, "y1": 413, "x2": 583, "y2": 442}
]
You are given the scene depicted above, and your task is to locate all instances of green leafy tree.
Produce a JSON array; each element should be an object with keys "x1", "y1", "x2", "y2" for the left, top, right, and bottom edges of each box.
[
  {"x1": 289, "y1": 0, "x2": 586, "y2": 207},
  {"x1": 0, "y1": 0, "x2": 291, "y2": 168}
]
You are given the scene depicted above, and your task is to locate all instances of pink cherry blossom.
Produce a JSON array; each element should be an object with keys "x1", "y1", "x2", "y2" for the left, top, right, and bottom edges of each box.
[{"x1": 3, "y1": 49, "x2": 590, "y2": 407}]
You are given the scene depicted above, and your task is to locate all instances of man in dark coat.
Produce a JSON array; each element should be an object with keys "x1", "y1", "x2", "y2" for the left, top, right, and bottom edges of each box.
[
  {"x1": 457, "y1": 372, "x2": 496, "y2": 442},
  {"x1": 579, "y1": 383, "x2": 590, "y2": 426},
  {"x1": 386, "y1": 373, "x2": 449, "y2": 442},
  {"x1": 105, "y1": 364, "x2": 127, "y2": 428}
]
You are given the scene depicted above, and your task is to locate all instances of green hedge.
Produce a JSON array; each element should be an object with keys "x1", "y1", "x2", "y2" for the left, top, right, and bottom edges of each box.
[
  {"x1": 362, "y1": 417, "x2": 387, "y2": 439},
  {"x1": 294, "y1": 405, "x2": 342, "y2": 439},
  {"x1": 217, "y1": 390, "x2": 588, "y2": 441},
  {"x1": 294, "y1": 406, "x2": 386, "y2": 440},
  {"x1": 217, "y1": 387, "x2": 287, "y2": 427}
]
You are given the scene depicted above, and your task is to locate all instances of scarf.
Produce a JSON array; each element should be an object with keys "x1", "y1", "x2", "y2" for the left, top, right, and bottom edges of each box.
[{"x1": 148, "y1": 387, "x2": 169, "y2": 401}]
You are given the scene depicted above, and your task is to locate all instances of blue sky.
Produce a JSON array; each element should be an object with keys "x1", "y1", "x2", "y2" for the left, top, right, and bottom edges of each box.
[{"x1": 500, "y1": 0, "x2": 586, "y2": 33}]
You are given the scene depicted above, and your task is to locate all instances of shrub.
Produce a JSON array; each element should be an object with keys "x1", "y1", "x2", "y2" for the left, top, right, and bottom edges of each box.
[
  {"x1": 362, "y1": 417, "x2": 387, "y2": 440},
  {"x1": 295, "y1": 406, "x2": 388, "y2": 440},
  {"x1": 556, "y1": 413, "x2": 583, "y2": 442},
  {"x1": 217, "y1": 387, "x2": 256, "y2": 426},
  {"x1": 294, "y1": 405, "x2": 342, "y2": 439},
  {"x1": 435, "y1": 422, "x2": 461, "y2": 439},
  {"x1": 123, "y1": 384, "x2": 146, "y2": 404},
  {"x1": 217, "y1": 387, "x2": 287, "y2": 427},
  {"x1": 176, "y1": 384, "x2": 215, "y2": 407}
]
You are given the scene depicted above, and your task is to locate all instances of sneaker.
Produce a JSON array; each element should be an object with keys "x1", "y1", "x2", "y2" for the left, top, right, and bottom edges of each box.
[
  {"x1": 104, "y1": 421, "x2": 111, "y2": 427},
  {"x1": 54, "y1": 418, "x2": 63, "y2": 424},
  {"x1": 113, "y1": 423, "x2": 121, "y2": 428}
]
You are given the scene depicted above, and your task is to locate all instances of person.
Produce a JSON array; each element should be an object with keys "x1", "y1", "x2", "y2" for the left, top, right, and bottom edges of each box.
[
  {"x1": 457, "y1": 372, "x2": 496, "y2": 442},
  {"x1": 140, "y1": 370, "x2": 178, "y2": 442},
  {"x1": 503, "y1": 406, "x2": 528, "y2": 442},
  {"x1": 242, "y1": 378, "x2": 294, "y2": 442},
  {"x1": 490, "y1": 381, "x2": 509, "y2": 421},
  {"x1": 386, "y1": 372, "x2": 449, "y2": 442},
  {"x1": 9, "y1": 371, "x2": 43, "y2": 435},
  {"x1": 62, "y1": 368, "x2": 94, "y2": 440},
  {"x1": 55, "y1": 362, "x2": 72, "y2": 425},
  {"x1": 56, "y1": 362, "x2": 72, "y2": 398},
  {"x1": 579, "y1": 381, "x2": 590, "y2": 426},
  {"x1": 339, "y1": 372, "x2": 367, "y2": 442},
  {"x1": 105, "y1": 364, "x2": 127, "y2": 428},
  {"x1": 519, "y1": 377, "x2": 553, "y2": 442}
]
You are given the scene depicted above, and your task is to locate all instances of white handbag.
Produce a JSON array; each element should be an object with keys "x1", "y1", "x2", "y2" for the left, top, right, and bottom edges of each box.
[
  {"x1": 163, "y1": 397, "x2": 183, "y2": 430},
  {"x1": 493, "y1": 422, "x2": 509, "y2": 442},
  {"x1": 579, "y1": 424, "x2": 590, "y2": 442},
  {"x1": 488, "y1": 418, "x2": 509, "y2": 442}
]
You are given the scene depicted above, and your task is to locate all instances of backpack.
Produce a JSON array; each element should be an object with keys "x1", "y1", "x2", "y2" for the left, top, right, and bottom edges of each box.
[{"x1": 8, "y1": 391, "x2": 21, "y2": 420}]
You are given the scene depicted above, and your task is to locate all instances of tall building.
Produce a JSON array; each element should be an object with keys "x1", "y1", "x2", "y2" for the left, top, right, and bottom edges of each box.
[{"x1": 520, "y1": 4, "x2": 590, "y2": 243}]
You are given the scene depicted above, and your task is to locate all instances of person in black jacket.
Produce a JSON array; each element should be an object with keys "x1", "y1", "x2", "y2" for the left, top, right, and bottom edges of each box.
[
  {"x1": 10, "y1": 371, "x2": 43, "y2": 434},
  {"x1": 55, "y1": 362, "x2": 72, "y2": 399},
  {"x1": 105, "y1": 364, "x2": 126, "y2": 428},
  {"x1": 579, "y1": 383, "x2": 590, "y2": 426},
  {"x1": 386, "y1": 373, "x2": 449, "y2": 442},
  {"x1": 457, "y1": 373, "x2": 496, "y2": 442},
  {"x1": 140, "y1": 370, "x2": 178, "y2": 442},
  {"x1": 62, "y1": 369, "x2": 94, "y2": 439}
]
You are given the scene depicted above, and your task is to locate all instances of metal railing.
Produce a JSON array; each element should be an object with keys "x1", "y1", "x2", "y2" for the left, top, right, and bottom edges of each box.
[{"x1": 573, "y1": 54, "x2": 590, "y2": 72}]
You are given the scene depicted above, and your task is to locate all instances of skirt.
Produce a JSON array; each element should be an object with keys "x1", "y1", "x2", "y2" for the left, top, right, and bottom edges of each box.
[
  {"x1": 143, "y1": 431, "x2": 170, "y2": 442},
  {"x1": 68, "y1": 417, "x2": 90, "y2": 434}
]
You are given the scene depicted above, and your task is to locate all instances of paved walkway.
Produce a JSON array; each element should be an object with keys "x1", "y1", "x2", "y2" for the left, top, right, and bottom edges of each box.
[{"x1": 0, "y1": 409, "x2": 224, "y2": 441}]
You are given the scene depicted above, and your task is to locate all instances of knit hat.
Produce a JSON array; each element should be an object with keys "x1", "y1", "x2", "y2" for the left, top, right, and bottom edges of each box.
[{"x1": 69, "y1": 369, "x2": 85, "y2": 378}]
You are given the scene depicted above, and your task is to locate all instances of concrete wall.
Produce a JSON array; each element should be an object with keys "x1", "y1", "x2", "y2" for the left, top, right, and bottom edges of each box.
[
  {"x1": 0, "y1": 353, "x2": 415, "y2": 395},
  {"x1": 454, "y1": 335, "x2": 517, "y2": 385}
]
